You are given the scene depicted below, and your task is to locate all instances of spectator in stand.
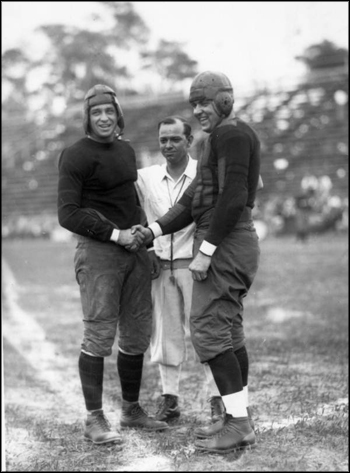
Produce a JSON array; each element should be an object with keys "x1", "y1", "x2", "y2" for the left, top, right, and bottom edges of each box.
[
  {"x1": 57, "y1": 84, "x2": 168, "y2": 446},
  {"x1": 136, "y1": 116, "x2": 225, "y2": 424}
]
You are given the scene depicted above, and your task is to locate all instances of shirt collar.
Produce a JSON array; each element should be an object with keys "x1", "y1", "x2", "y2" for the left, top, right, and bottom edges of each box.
[{"x1": 160, "y1": 154, "x2": 194, "y2": 182}]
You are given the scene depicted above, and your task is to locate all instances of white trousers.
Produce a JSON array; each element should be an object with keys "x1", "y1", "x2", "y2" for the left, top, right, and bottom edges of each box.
[{"x1": 150, "y1": 266, "x2": 219, "y2": 397}]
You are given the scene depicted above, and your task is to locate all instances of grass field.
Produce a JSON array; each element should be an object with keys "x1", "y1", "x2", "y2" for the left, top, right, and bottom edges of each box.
[{"x1": 2, "y1": 233, "x2": 349, "y2": 471}]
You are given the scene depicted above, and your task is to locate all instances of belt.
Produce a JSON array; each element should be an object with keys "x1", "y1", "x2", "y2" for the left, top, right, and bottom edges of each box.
[{"x1": 159, "y1": 258, "x2": 191, "y2": 270}]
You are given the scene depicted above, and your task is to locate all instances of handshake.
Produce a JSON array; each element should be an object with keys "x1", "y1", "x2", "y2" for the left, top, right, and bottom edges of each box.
[{"x1": 117, "y1": 224, "x2": 154, "y2": 252}]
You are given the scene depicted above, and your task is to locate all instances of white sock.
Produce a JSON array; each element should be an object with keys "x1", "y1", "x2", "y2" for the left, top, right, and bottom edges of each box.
[
  {"x1": 222, "y1": 391, "x2": 248, "y2": 418},
  {"x1": 159, "y1": 364, "x2": 181, "y2": 397},
  {"x1": 243, "y1": 385, "x2": 249, "y2": 407},
  {"x1": 203, "y1": 363, "x2": 220, "y2": 397}
]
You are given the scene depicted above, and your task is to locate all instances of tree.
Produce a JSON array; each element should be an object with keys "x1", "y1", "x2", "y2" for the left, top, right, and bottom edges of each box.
[
  {"x1": 2, "y1": 1, "x2": 200, "y2": 113},
  {"x1": 35, "y1": 2, "x2": 151, "y2": 106},
  {"x1": 296, "y1": 40, "x2": 348, "y2": 71},
  {"x1": 141, "y1": 39, "x2": 198, "y2": 91}
]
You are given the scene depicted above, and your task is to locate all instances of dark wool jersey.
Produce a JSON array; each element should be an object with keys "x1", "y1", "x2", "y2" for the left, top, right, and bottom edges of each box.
[
  {"x1": 156, "y1": 118, "x2": 260, "y2": 247},
  {"x1": 58, "y1": 137, "x2": 142, "y2": 241}
]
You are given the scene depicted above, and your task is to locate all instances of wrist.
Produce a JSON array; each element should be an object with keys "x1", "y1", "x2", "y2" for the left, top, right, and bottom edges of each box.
[
  {"x1": 148, "y1": 222, "x2": 162, "y2": 238},
  {"x1": 110, "y1": 228, "x2": 121, "y2": 243},
  {"x1": 147, "y1": 227, "x2": 155, "y2": 240}
]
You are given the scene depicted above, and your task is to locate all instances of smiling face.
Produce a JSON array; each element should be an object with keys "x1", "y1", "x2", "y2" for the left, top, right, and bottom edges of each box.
[
  {"x1": 158, "y1": 120, "x2": 193, "y2": 167},
  {"x1": 191, "y1": 99, "x2": 222, "y2": 133},
  {"x1": 89, "y1": 103, "x2": 118, "y2": 143}
]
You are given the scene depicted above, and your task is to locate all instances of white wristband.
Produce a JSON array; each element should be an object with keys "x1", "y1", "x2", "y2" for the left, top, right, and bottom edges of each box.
[
  {"x1": 111, "y1": 228, "x2": 121, "y2": 243},
  {"x1": 148, "y1": 222, "x2": 163, "y2": 238},
  {"x1": 199, "y1": 240, "x2": 217, "y2": 256}
]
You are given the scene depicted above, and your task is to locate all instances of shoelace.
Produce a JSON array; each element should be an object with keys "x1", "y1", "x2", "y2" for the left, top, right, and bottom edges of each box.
[
  {"x1": 209, "y1": 397, "x2": 224, "y2": 416},
  {"x1": 94, "y1": 413, "x2": 112, "y2": 431},
  {"x1": 130, "y1": 404, "x2": 148, "y2": 418},
  {"x1": 156, "y1": 396, "x2": 174, "y2": 414}
]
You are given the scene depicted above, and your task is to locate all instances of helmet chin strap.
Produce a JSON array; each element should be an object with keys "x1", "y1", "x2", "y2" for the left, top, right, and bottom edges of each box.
[{"x1": 212, "y1": 101, "x2": 225, "y2": 118}]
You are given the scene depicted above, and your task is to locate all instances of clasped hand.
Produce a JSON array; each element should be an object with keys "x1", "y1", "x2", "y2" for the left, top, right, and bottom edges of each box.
[{"x1": 119, "y1": 225, "x2": 153, "y2": 252}]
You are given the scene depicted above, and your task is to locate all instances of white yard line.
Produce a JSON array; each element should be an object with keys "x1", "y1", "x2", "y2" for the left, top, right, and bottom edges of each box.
[{"x1": 2, "y1": 258, "x2": 84, "y2": 421}]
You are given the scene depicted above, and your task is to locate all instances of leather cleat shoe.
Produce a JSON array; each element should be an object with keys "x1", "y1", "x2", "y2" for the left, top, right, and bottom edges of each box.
[
  {"x1": 195, "y1": 415, "x2": 255, "y2": 454},
  {"x1": 195, "y1": 416, "x2": 226, "y2": 439},
  {"x1": 209, "y1": 396, "x2": 226, "y2": 422},
  {"x1": 120, "y1": 402, "x2": 169, "y2": 431},
  {"x1": 84, "y1": 410, "x2": 122, "y2": 445},
  {"x1": 196, "y1": 407, "x2": 255, "y2": 439},
  {"x1": 155, "y1": 394, "x2": 181, "y2": 422}
]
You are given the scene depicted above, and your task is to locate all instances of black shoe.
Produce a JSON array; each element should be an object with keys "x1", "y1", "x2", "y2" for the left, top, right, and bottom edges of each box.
[
  {"x1": 120, "y1": 402, "x2": 169, "y2": 431},
  {"x1": 155, "y1": 394, "x2": 181, "y2": 422}
]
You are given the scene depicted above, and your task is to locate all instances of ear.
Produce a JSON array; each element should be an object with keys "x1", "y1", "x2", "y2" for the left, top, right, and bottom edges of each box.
[{"x1": 187, "y1": 134, "x2": 194, "y2": 147}]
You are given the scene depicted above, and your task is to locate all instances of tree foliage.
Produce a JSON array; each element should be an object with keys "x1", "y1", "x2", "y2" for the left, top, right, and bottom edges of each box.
[
  {"x1": 2, "y1": 1, "x2": 198, "y2": 114},
  {"x1": 141, "y1": 39, "x2": 198, "y2": 84},
  {"x1": 296, "y1": 40, "x2": 348, "y2": 70}
]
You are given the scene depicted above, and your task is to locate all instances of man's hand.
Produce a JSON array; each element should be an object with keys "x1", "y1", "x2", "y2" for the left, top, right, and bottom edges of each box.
[
  {"x1": 148, "y1": 250, "x2": 161, "y2": 280},
  {"x1": 189, "y1": 251, "x2": 212, "y2": 281},
  {"x1": 117, "y1": 228, "x2": 145, "y2": 252},
  {"x1": 130, "y1": 225, "x2": 154, "y2": 247}
]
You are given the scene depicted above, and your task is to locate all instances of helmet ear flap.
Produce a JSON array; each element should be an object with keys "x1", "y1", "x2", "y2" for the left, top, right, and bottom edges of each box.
[
  {"x1": 215, "y1": 91, "x2": 234, "y2": 117},
  {"x1": 113, "y1": 98, "x2": 125, "y2": 132}
]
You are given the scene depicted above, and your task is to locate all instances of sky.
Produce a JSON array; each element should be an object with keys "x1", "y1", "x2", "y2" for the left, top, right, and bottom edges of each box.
[{"x1": 1, "y1": 1, "x2": 349, "y2": 94}]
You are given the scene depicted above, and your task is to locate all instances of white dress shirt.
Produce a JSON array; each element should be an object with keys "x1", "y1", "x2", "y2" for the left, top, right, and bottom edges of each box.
[{"x1": 136, "y1": 156, "x2": 197, "y2": 261}]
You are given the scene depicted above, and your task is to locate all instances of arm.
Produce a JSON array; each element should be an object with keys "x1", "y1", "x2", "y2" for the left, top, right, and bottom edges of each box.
[
  {"x1": 199, "y1": 129, "x2": 259, "y2": 256},
  {"x1": 58, "y1": 150, "x2": 144, "y2": 249},
  {"x1": 151, "y1": 176, "x2": 197, "y2": 236},
  {"x1": 58, "y1": 151, "x2": 115, "y2": 241}
]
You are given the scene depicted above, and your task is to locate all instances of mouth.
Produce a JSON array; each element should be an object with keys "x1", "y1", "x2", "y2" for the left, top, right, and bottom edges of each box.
[{"x1": 198, "y1": 117, "x2": 208, "y2": 125}]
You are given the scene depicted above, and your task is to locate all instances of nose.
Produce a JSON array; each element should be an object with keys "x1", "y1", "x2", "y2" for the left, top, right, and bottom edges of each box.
[
  {"x1": 193, "y1": 103, "x2": 203, "y2": 116},
  {"x1": 164, "y1": 140, "x2": 173, "y2": 148},
  {"x1": 100, "y1": 110, "x2": 109, "y2": 121}
]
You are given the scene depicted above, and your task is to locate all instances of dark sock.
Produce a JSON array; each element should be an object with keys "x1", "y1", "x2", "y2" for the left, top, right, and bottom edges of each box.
[
  {"x1": 117, "y1": 351, "x2": 144, "y2": 402},
  {"x1": 208, "y1": 348, "x2": 243, "y2": 396},
  {"x1": 234, "y1": 345, "x2": 249, "y2": 387},
  {"x1": 79, "y1": 352, "x2": 104, "y2": 411}
]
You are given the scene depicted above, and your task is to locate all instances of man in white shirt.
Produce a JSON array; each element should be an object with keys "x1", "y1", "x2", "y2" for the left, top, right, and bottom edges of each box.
[{"x1": 136, "y1": 116, "x2": 224, "y2": 423}]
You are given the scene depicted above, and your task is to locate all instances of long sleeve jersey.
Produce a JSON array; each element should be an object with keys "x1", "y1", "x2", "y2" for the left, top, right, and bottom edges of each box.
[
  {"x1": 151, "y1": 119, "x2": 260, "y2": 252},
  {"x1": 57, "y1": 137, "x2": 143, "y2": 241}
]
